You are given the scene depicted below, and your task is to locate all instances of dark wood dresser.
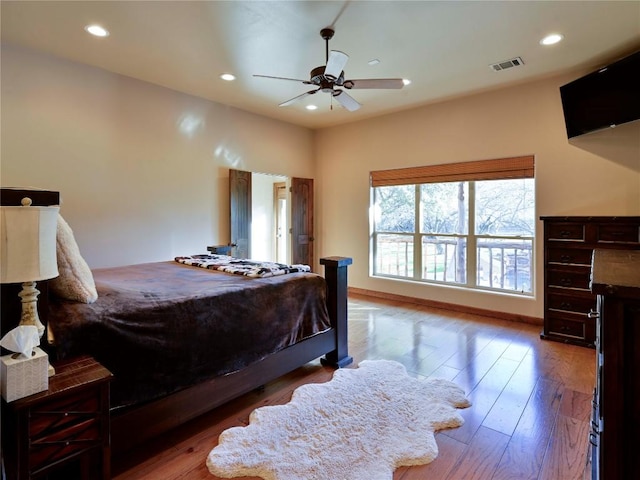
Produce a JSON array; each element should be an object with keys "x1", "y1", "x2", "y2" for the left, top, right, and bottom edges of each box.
[
  {"x1": 540, "y1": 216, "x2": 640, "y2": 347},
  {"x1": 589, "y1": 249, "x2": 640, "y2": 480}
]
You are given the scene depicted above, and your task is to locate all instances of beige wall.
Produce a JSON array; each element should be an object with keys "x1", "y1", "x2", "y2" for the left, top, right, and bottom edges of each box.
[
  {"x1": 3, "y1": 44, "x2": 639, "y2": 319},
  {"x1": 315, "y1": 73, "x2": 640, "y2": 319},
  {"x1": 1, "y1": 45, "x2": 314, "y2": 268}
]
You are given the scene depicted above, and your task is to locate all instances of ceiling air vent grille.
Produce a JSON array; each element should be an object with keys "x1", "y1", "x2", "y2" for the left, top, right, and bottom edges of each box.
[{"x1": 490, "y1": 57, "x2": 525, "y2": 72}]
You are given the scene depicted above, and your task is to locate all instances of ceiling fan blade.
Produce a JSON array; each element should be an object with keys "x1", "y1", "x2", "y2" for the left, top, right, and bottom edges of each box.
[
  {"x1": 279, "y1": 89, "x2": 318, "y2": 107},
  {"x1": 332, "y1": 90, "x2": 361, "y2": 111},
  {"x1": 254, "y1": 74, "x2": 311, "y2": 84},
  {"x1": 324, "y1": 50, "x2": 349, "y2": 79},
  {"x1": 342, "y1": 78, "x2": 405, "y2": 89}
]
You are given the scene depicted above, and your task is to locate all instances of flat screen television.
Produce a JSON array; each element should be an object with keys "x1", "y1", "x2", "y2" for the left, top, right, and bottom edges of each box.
[{"x1": 560, "y1": 50, "x2": 640, "y2": 138}]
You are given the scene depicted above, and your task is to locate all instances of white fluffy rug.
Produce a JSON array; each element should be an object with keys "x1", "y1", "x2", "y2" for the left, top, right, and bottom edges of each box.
[{"x1": 206, "y1": 359, "x2": 470, "y2": 480}]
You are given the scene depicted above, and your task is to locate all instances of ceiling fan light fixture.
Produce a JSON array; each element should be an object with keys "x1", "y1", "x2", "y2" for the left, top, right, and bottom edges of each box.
[
  {"x1": 402, "y1": 79, "x2": 412, "y2": 86},
  {"x1": 220, "y1": 73, "x2": 236, "y2": 81},
  {"x1": 368, "y1": 59, "x2": 380, "y2": 66},
  {"x1": 305, "y1": 105, "x2": 318, "y2": 111}
]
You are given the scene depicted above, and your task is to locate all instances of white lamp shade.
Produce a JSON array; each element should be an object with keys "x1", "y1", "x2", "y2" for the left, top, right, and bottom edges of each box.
[{"x1": 0, "y1": 201, "x2": 60, "y2": 283}]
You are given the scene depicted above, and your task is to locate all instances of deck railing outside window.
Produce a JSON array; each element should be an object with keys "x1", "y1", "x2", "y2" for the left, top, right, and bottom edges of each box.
[{"x1": 374, "y1": 234, "x2": 532, "y2": 293}]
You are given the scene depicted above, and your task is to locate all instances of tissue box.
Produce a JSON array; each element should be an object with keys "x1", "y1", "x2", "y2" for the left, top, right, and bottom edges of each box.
[{"x1": 1, "y1": 347, "x2": 49, "y2": 402}]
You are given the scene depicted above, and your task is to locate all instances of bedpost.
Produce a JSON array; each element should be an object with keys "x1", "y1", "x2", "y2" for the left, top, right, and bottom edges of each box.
[{"x1": 319, "y1": 256, "x2": 353, "y2": 368}]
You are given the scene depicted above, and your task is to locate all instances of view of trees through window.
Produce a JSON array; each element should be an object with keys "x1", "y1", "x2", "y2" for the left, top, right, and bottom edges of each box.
[{"x1": 372, "y1": 178, "x2": 535, "y2": 294}]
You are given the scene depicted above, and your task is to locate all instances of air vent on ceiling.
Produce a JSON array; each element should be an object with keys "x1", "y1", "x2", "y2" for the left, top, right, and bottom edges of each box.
[{"x1": 490, "y1": 57, "x2": 525, "y2": 72}]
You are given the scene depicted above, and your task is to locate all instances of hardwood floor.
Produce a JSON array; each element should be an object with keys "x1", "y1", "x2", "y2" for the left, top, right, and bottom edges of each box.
[{"x1": 112, "y1": 294, "x2": 595, "y2": 480}]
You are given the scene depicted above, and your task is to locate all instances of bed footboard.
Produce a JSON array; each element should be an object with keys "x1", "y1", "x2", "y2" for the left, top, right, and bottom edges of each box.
[{"x1": 320, "y1": 256, "x2": 353, "y2": 368}]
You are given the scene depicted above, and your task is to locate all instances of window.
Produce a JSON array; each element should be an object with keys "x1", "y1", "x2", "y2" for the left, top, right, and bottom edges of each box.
[{"x1": 371, "y1": 156, "x2": 535, "y2": 295}]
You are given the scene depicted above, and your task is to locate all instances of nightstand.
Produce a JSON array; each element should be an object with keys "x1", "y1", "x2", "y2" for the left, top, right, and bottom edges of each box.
[
  {"x1": 1, "y1": 356, "x2": 112, "y2": 480},
  {"x1": 207, "y1": 245, "x2": 232, "y2": 255}
]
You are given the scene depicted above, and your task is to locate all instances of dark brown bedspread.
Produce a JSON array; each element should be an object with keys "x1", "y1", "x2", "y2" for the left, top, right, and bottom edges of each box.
[{"x1": 47, "y1": 262, "x2": 331, "y2": 410}]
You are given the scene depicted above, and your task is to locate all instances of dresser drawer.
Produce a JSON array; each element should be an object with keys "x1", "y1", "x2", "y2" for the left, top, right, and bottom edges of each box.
[
  {"x1": 546, "y1": 315, "x2": 586, "y2": 340},
  {"x1": 596, "y1": 223, "x2": 640, "y2": 244},
  {"x1": 29, "y1": 386, "x2": 101, "y2": 439},
  {"x1": 548, "y1": 292, "x2": 596, "y2": 314},
  {"x1": 547, "y1": 223, "x2": 586, "y2": 241},
  {"x1": 547, "y1": 268, "x2": 591, "y2": 290},
  {"x1": 29, "y1": 418, "x2": 102, "y2": 474},
  {"x1": 547, "y1": 247, "x2": 593, "y2": 266}
]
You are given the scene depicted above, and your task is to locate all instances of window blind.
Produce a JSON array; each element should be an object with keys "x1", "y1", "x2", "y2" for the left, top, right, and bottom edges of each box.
[{"x1": 370, "y1": 155, "x2": 534, "y2": 187}]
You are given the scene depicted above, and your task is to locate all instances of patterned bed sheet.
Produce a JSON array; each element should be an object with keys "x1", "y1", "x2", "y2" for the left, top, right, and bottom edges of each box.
[{"x1": 175, "y1": 254, "x2": 311, "y2": 278}]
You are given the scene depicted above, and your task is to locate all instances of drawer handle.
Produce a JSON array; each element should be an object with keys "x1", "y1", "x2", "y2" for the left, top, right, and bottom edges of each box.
[
  {"x1": 559, "y1": 230, "x2": 572, "y2": 238},
  {"x1": 559, "y1": 278, "x2": 573, "y2": 287},
  {"x1": 560, "y1": 302, "x2": 572, "y2": 309},
  {"x1": 589, "y1": 432, "x2": 599, "y2": 446},
  {"x1": 560, "y1": 255, "x2": 572, "y2": 263},
  {"x1": 587, "y1": 309, "x2": 599, "y2": 319}
]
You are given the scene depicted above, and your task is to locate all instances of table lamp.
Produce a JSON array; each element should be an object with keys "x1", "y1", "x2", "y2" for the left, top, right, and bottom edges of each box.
[{"x1": 1, "y1": 197, "x2": 59, "y2": 341}]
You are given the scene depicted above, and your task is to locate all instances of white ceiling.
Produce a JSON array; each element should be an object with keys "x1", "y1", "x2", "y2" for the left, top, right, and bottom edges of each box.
[{"x1": 2, "y1": 1, "x2": 639, "y2": 129}]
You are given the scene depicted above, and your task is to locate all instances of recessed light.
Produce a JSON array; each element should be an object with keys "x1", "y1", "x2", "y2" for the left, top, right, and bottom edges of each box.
[
  {"x1": 220, "y1": 73, "x2": 236, "y2": 81},
  {"x1": 84, "y1": 24, "x2": 109, "y2": 37},
  {"x1": 540, "y1": 33, "x2": 564, "y2": 46},
  {"x1": 402, "y1": 79, "x2": 412, "y2": 86},
  {"x1": 305, "y1": 105, "x2": 318, "y2": 111}
]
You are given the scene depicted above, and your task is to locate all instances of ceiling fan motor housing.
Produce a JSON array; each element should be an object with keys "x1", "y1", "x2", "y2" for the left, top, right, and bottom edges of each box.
[{"x1": 310, "y1": 65, "x2": 344, "y2": 91}]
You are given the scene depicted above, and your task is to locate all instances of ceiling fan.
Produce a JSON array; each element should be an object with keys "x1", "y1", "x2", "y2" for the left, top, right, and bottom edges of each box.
[{"x1": 254, "y1": 28, "x2": 405, "y2": 111}]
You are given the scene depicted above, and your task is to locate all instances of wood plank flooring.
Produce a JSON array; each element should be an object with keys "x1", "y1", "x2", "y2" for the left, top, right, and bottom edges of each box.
[{"x1": 113, "y1": 294, "x2": 595, "y2": 480}]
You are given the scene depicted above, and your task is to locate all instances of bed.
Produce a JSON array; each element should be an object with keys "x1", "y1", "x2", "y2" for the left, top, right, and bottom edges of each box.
[{"x1": 0, "y1": 188, "x2": 352, "y2": 453}]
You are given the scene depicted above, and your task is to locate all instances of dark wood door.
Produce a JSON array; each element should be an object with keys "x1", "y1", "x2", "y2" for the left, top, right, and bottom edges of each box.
[
  {"x1": 229, "y1": 169, "x2": 251, "y2": 259},
  {"x1": 291, "y1": 177, "x2": 314, "y2": 268}
]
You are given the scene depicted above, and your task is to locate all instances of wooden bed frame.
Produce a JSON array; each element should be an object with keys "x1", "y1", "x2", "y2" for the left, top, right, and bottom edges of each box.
[
  {"x1": 0, "y1": 188, "x2": 353, "y2": 453},
  {"x1": 111, "y1": 256, "x2": 352, "y2": 452}
]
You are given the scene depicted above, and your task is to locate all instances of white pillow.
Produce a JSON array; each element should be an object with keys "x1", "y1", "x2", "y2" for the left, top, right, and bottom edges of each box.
[{"x1": 49, "y1": 215, "x2": 98, "y2": 303}]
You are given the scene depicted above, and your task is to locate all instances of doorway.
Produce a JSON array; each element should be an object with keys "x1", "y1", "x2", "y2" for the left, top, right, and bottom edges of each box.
[
  {"x1": 230, "y1": 169, "x2": 314, "y2": 267},
  {"x1": 250, "y1": 173, "x2": 288, "y2": 263},
  {"x1": 274, "y1": 182, "x2": 288, "y2": 264}
]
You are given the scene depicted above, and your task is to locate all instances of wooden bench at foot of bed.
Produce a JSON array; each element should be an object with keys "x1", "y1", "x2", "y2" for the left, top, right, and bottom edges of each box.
[{"x1": 110, "y1": 256, "x2": 353, "y2": 453}]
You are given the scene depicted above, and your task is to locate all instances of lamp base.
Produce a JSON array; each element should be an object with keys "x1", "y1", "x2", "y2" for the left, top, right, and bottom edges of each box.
[
  {"x1": 17, "y1": 281, "x2": 55, "y2": 376},
  {"x1": 18, "y1": 281, "x2": 46, "y2": 338}
]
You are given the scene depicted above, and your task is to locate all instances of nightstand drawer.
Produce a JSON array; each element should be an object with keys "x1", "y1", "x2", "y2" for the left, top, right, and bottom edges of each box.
[
  {"x1": 30, "y1": 419, "x2": 101, "y2": 474},
  {"x1": 29, "y1": 387, "x2": 101, "y2": 439}
]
